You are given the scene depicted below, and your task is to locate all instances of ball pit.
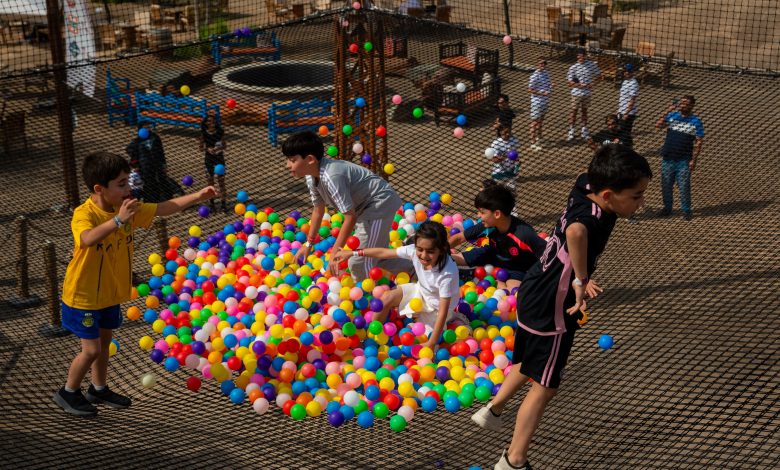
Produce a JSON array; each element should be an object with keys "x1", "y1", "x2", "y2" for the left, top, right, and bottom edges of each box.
[{"x1": 130, "y1": 193, "x2": 544, "y2": 432}]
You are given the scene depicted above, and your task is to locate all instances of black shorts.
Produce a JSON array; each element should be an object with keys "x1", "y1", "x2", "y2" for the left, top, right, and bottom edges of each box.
[
  {"x1": 512, "y1": 325, "x2": 576, "y2": 389},
  {"x1": 205, "y1": 153, "x2": 225, "y2": 176},
  {"x1": 462, "y1": 247, "x2": 526, "y2": 281}
]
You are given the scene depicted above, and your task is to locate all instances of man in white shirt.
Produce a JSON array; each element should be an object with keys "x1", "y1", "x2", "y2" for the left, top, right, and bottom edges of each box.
[
  {"x1": 528, "y1": 57, "x2": 552, "y2": 151},
  {"x1": 566, "y1": 49, "x2": 601, "y2": 141},
  {"x1": 617, "y1": 63, "x2": 639, "y2": 147}
]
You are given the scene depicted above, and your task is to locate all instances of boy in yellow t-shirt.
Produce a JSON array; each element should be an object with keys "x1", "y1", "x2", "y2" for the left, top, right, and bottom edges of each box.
[{"x1": 54, "y1": 152, "x2": 216, "y2": 417}]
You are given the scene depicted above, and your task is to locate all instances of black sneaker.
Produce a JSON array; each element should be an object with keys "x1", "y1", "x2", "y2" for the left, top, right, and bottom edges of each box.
[
  {"x1": 682, "y1": 211, "x2": 693, "y2": 221},
  {"x1": 53, "y1": 387, "x2": 97, "y2": 417},
  {"x1": 657, "y1": 208, "x2": 672, "y2": 217},
  {"x1": 85, "y1": 384, "x2": 132, "y2": 409}
]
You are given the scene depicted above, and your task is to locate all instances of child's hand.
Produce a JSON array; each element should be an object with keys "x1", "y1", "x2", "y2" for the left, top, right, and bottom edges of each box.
[
  {"x1": 567, "y1": 281, "x2": 587, "y2": 315},
  {"x1": 331, "y1": 249, "x2": 352, "y2": 265},
  {"x1": 296, "y1": 244, "x2": 311, "y2": 265},
  {"x1": 197, "y1": 186, "x2": 218, "y2": 201},
  {"x1": 585, "y1": 279, "x2": 603, "y2": 299},
  {"x1": 118, "y1": 198, "x2": 140, "y2": 223},
  {"x1": 420, "y1": 339, "x2": 438, "y2": 351},
  {"x1": 327, "y1": 248, "x2": 344, "y2": 276}
]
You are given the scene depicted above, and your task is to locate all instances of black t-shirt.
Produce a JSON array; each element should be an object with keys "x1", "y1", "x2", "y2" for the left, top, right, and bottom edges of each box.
[
  {"x1": 496, "y1": 107, "x2": 516, "y2": 128},
  {"x1": 463, "y1": 216, "x2": 546, "y2": 272},
  {"x1": 590, "y1": 128, "x2": 623, "y2": 147},
  {"x1": 516, "y1": 173, "x2": 617, "y2": 335},
  {"x1": 201, "y1": 125, "x2": 224, "y2": 155}
]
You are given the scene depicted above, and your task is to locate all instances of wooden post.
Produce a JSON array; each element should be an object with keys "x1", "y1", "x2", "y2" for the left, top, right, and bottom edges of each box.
[
  {"x1": 154, "y1": 217, "x2": 169, "y2": 253},
  {"x1": 39, "y1": 240, "x2": 69, "y2": 337},
  {"x1": 9, "y1": 216, "x2": 41, "y2": 309}
]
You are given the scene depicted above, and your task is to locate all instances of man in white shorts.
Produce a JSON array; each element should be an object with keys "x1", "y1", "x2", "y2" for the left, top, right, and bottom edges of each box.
[
  {"x1": 567, "y1": 49, "x2": 601, "y2": 141},
  {"x1": 528, "y1": 57, "x2": 552, "y2": 151}
]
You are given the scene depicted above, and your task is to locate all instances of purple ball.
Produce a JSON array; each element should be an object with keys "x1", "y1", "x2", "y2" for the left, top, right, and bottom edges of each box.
[
  {"x1": 151, "y1": 289, "x2": 163, "y2": 299},
  {"x1": 263, "y1": 386, "x2": 276, "y2": 401},
  {"x1": 478, "y1": 279, "x2": 492, "y2": 289},
  {"x1": 243, "y1": 225, "x2": 254, "y2": 235},
  {"x1": 233, "y1": 28, "x2": 242, "y2": 37},
  {"x1": 284, "y1": 223, "x2": 296, "y2": 232},
  {"x1": 492, "y1": 383, "x2": 502, "y2": 396},
  {"x1": 164, "y1": 293, "x2": 178, "y2": 305},
  {"x1": 150, "y1": 349, "x2": 164, "y2": 363},
  {"x1": 252, "y1": 341, "x2": 266, "y2": 355},
  {"x1": 241, "y1": 27, "x2": 251, "y2": 36},
  {"x1": 507, "y1": 150, "x2": 519, "y2": 161},
  {"x1": 270, "y1": 236, "x2": 282, "y2": 244},
  {"x1": 198, "y1": 205, "x2": 210, "y2": 217},
  {"x1": 449, "y1": 228, "x2": 461, "y2": 235},
  {"x1": 312, "y1": 358, "x2": 326, "y2": 370},
  {"x1": 361, "y1": 154, "x2": 372, "y2": 165},
  {"x1": 246, "y1": 248, "x2": 256, "y2": 255},
  {"x1": 257, "y1": 291, "x2": 268, "y2": 302},
  {"x1": 319, "y1": 330, "x2": 334, "y2": 344},
  {"x1": 426, "y1": 208, "x2": 437, "y2": 217},
  {"x1": 430, "y1": 201, "x2": 442, "y2": 211},
  {"x1": 181, "y1": 286, "x2": 193, "y2": 294},
  {"x1": 457, "y1": 301, "x2": 471, "y2": 314},
  {"x1": 191, "y1": 341, "x2": 206, "y2": 355},
  {"x1": 496, "y1": 269, "x2": 510, "y2": 282},
  {"x1": 435, "y1": 366, "x2": 450, "y2": 382},
  {"x1": 257, "y1": 356, "x2": 272, "y2": 370},
  {"x1": 206, "y1": 236, "x2": 217, "y2": 245},
  {"x1": 233, "y1": 221, "x2": 244, "y2": 231},
  {"x1": 290, "y1": 210, "x2": 302, "y2": 220},
  {"x1": 182, "y1": 175, "x2": 194, "y2": 187},
  {"x1": 188, "y1": 236, "x2": 200, "y2": 247},
  {"x1": 328, "y1": 410, "x2": 345, "y2": 427},
  {"x1": 353, "y1": 315, "x2": 366, "y2": 330},
  {"x1": 369, "y1": 298, "x2": 384, "y2": 312},
  {"x1": 215, "y1": 231, "x2": 225, "y2": 241}
]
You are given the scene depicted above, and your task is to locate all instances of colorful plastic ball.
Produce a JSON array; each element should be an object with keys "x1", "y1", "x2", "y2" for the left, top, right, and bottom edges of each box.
[
  {"x1": 214, "y1": 164, "x2": 225, "y2": 175},
  {"x1": 383, "y1": 163, "x2": 395, "y2": 175},
  {"x1": 229, "y1": 388, "x2": 245, "y2": 404},
  {"x1": 503, "y1": 34, "x2": 513, "y2": 45},
  {"x1": 164, "y1": 356, "x2": 180, "y2": 372},
  {"x1": 456, "y1": 114, "x2": 467, "y2": 126},
  {"x1": 186, "y1": 376, "x2": 202, "y2": 391},
  {"x1": 349, "y1": 43, "x2": 359, "y2": 54},
  {"x1": 236, "y1": 190, "x2": 249, "y2": 203},
  {"x1": 352, "y1": 142, "x2": 364, "y2": 154},
  {"x1": 485, "y1": 147, "x2": 497, "y2": 158},
  {"x1": 376, "y1": 125, "x2": 387, "y2": 137},
  {"x1": 453, "y1": 127, "x2": 464, "y2": 138},
  {"x1": 253, "y1": 397, "x2": 270, "y2": 414},
  {"x1": 198, "y1": 205, "x2": 210, "y2": 218},
  {"x1": 412, "y1": 107, "x2": 423, "y2": 119},
  {"x1": 342, "y1": 124, "x2": 353, "y2": 136},
  {"x1": 496, "y1": 269, "x2": 510, "y2": 282},
  {"x1": 444, "y1": 396, "x2": 461, "y2": 413},
  {"x1": 327, "y1": 145, "x2": 339, "y2": 157},
  {"x1": 389, "y1": 414, "x2": 408, "y2": 432},
  {"x1": 181, "y1": 175, "x2": 193, "y2": 187},
  {"x1": 421, "y1": 396, "x2": 438, "y2": 412},
  {"x1": 391, "y1": 94, "x2": 403, "y2": 105},
  {"x1": 475, "y1": 386, "x2": 492, "y2": 402},
  {"x1": 355, "y1": 97, "x2": 366, "y2": 107},
  {"x1": 357, "y1": 410, "x2": 374, "y2": 428},
  {"x1": 507, "y1": 150, "x2": 519, "y2": 161},
  {"x1": 598, "y1": 334, "x2": 614, "y2": 350},
  {"x1": 346, "y1": 236, "x2": 361, "y2": 250},
  {"x1": 361, "y1": 153, "x2": 372, "y2": 165},
  {"x1": 290, "y1": 403, "x2": 307, "y2": 420},
  {"x1": 226, "y1": 98, "x2": 237, "y2": 109},
  {"x1": 373, "y1": 402, "x2": 390, "y2": 419},
  {"x1": 138, "y1": 128, "x2": 150, "y2": 139},
  {"x1": 141, "y1": 373, "x2": 156, "y2": 388},
  {"x1": 180, "y1": 85, "x2": 190, "y2": 96},
  {"x1": 328, "y1": 410, "x2": 346, "y2": 427},
  {"x1": 318, "y1": 125, "x2": 329, "y2": 136},
  {"x1": 363, "y1": 41, "x2": 373, "y2": 52}
]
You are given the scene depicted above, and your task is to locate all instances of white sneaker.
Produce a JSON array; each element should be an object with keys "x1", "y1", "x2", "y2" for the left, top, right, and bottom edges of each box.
[
  {"x1": 581, "y1": 127, "x2": 590, "y2": 138},
  {"x1": 567, "y1": 128, "x2": 576, "y2": 141},
  {"x1": 471, "y1": 402, "x2": 503, "y2": 432},
  {"x1": 530, "y1": 143, "x2": 542, "y2": 152},
  {"x1": 494, "y1": 449, "x2": 532, "y2": 470}
]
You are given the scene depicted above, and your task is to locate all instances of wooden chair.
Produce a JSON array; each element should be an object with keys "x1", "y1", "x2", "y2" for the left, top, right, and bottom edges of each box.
[
  {"x1": 586, "y1": 4, "x2": 610, "y2": 24},
  {"x1": 97, "y1": 23, "x2": 119, "y2": 52},
  {"x1": 436, "y1": 5, "x2": 452, "y2": 23},
  {"x1": 150, "y1": 4, "x2": 176, "y2": 28},
  {"x1": 599, "y1": 27, "x2": 625, "y2": 50},
  {"x1": 636, "y1": 41, "x2": 674, "y2": 87},
  {"x1": 1, "y1": 111, "x2": 29, "y2": 158},
  {"x1": 597, "y1": 54, "x2": 621, "y2": 85},
  {"x1": 406, "y1": 7, "x2": 425, "y2": 18},
  {"x1": 134, "y1": 11, "x2": 152, "y2": 47}
]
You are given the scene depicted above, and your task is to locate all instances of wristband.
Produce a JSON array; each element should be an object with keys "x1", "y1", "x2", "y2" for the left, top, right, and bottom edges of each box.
[
  {"x1": 573, "y1": 276, "x2": 589, "y2": 287},
  {"x1": 113, "y1": 215, "x2": 123, "y2": 228},
  {"x1": 353, "y1": 249, "x2": 364, "y2": 257},
  {"x1": 303, "y1": 241, "x2": 311, "y2": 248}
]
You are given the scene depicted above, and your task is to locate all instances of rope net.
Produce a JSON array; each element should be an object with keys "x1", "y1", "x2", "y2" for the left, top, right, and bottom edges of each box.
[{"x1": 0, "y1": 1, "x2": 778, "y2": 469}]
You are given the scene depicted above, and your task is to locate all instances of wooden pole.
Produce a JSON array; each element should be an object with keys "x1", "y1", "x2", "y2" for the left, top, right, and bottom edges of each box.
[
  {"x1": 39, "y1": 240, "x2": 69, "y2": 337},
  {"x1": 153, "y1": 217, "x2": 169, "y2": 254},
  {"x1": 9, "y1": 216, "x2": 41, "y2": 308},
  {"x1": 503, "y1": 0, "x2": 515, "y2": 69}
]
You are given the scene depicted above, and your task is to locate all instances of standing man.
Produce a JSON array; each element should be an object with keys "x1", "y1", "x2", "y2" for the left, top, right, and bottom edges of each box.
[
  {"x1": 528, "y1": 58, "x2": 552, "y2": 151},
  {"x1": 656, "y1": 95, "x2": 704, "y2": 221},
  {"x1": 617, "y1": 63, "x2": 639, "y2": 147},
  {"x1": 566, "y1": 49, "x2": 601, "y2": 141}
]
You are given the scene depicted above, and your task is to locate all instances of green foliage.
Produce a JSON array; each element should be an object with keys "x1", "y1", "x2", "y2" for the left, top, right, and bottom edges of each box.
[
  {"x1": 172, "y1": 44, "x2": 204, "y2": 60},
  {"x1": 613, "y1": 0, "x2": 640, "y2": 13},
  {"x1": 198, "y1": 18, "x2": 230, "y2": 41}
]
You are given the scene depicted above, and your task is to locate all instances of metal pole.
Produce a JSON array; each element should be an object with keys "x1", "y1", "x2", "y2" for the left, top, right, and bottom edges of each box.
[
  {"x1": 9, "y1": 216, "x2": 41, "y2": 309},
  {"x1": 40, "y1": 240, "x2": 69, "y2": 337},
  {"x1": 503, "y1": 0, "x2": 515, "y2": 69},
  {"x1": 45, "y1": 0, "x2": 80, "y2": 209}
]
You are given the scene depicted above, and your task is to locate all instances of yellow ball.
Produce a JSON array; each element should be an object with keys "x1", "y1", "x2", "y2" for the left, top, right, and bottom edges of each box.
[
  {"x1": 361, "y1": 279, "x2": 375, "y2": 292},
  {"x1": 398, "y1": 381, "x2": 416, "y2": 398},
  {"x1": 164, "y1": 334, "x2": 179, "y2": 346},
  {"x1": 148, "y1": 253, "x2": 162, "y2": 265},
  {"x1": 108, "y1": 341, "x2": 118, "y2": 357},
  {"x1": 418, "y1": 346, "x2": 434, "y2": 360},
  {"x1": 500, "y1": 325, "x2": 514, "y2": 338},
  {"x1": 210, "y1": 363, "x2": 229, "y2": 381},
  {"x1": 409, "y1": 297, "x2": 424, "y2": 312},
  {"x1": 455, "y1": 325, "x2": 470, "y2": 341},
  {"x1": 152, "y1": 319, "x2": 166, "y2": 334},
  {"x1": 141, "y1": 373, "x2": 156, "y2": 388},
  {"x1": 389, "y1": 231, "x2": 400, "y2": 242},
  {"x1": 138, "y1": 335, "x2": 154, "y2": 350},
  {"x1": 419, "y1": 365, "x2": 436, "y2": 382},
  {"x1": 450, "y1": 366, "x2": 466, "y2": 382},
  {"x1": 395, "y1": 272, "x2": 411, "y2": 285},
  {"x1": 441, "y1": 193, "x2": 452, "y2": 204},
  {"x1": 306, "y1": 400, "x2": 323, "y2": 417},
  {"x1": 189, "y1": 225, "x2": 202, "y2": 237},
  {"x1": 431, "y1": 213, "x2": 443, "y2": 223},
  {"x1": 234, "y1": 203, "x2": 246, "y2": 215},
  {"x1": 269, "y1": 324, "x2": 285, "y2": 339},
  {"x1": 212, "y1": 337, "x2": 225, "y2": 351},
  {"x1": 489, "y1": 368, "x2": 505, "y2": 384},
  {"x1": 180, "y1": 85, "x2": 190, "y2": 96},
  {"x1": 379, "y1": 376, "x2": 396, "y2": 391},
  {"x1": 383, "y1": 163, "x2": 395, "y2": 175},
  {"x1": 151, "y1": 264, "x2": 165, "y2": 277}
]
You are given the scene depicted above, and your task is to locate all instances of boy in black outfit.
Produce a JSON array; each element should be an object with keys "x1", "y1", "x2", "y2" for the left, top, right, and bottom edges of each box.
[
  {"x1": 449, "y1": 181, "x2": 546, "y2": 291},
  {"x1": 587, "y1": 114, "x2": 629, "y2": 152},
  {"x1": 471, "y1": 144, "x2": 652, "y2": 470}
]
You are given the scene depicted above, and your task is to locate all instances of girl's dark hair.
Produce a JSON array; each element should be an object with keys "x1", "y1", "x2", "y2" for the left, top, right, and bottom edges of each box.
[
  {"x1": 82, "y1": 152, "x2": 131, "y2": 192},
  {"x1": 281, "y1": 131, "x2": 324, "y2": 161},
  {"x1": 414, "y1": 220, "x2": 451, "y2": 271},
  {"x1": 588, "y1": 144, "x2": 653, "y2": 193}
]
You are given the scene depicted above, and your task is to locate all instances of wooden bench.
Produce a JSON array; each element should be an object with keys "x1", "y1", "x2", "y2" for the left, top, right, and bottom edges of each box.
[
  {"x1": 135, "y1": 91, "x2": 220, "y2": 130},
  {"x1": 439, "y1": 42, "x2": 499, "y2": 85},
  {"x1": 268, "y1": 98, "x2": 335, "y2": 147},
  {"x1": 211, "y1": 32, "x2": 281, "y2": 66},
  {"x1": 434, "y1": 79, "x2": 501, "y2": 126},
  {"x1": 106, "y1": 68, "x2": 135, "y2": 127}
]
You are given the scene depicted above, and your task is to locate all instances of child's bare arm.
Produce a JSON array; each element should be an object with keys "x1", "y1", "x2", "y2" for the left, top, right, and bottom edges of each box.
[
  {"x1": 450, "y1": 251, "x2": 467, "y2": 266},
  {"x1": 333, "y1": 247, "x2": 399, "y2": 264},
  {"x1": 448, "y1": 232, "x2": 466, "y2": 247},
  {"x1": 565, "y1": 222, "x2": 589, "y2": 314},
  {"x1": 422, "y1": 297, "x2": 452, "y2": 350},
  {"x1": 79, "y1": 198, "x2": 140, "y2": 247},
  {"x1": 156, "y1": 187, "x2": 217, "y2": 217}
]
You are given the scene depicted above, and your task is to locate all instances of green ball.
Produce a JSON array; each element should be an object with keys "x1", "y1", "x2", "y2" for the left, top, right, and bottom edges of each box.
[
  {"x1": 315, "y1": 369, "x2": 327, "y2": 382},
  {"x1": 179, "y1": 334, "x2": 193, "y2": 345},
  {"x1": 223, "y1": 350, "x2": 235, "y2": 359},
  {"x1": 191, "y1": 318, "x2": 204, "y2": 328},
  {"x1": 364, "y1": 41, "x2": 373, "y2": 52},
  {"x1": 168, "y1": 304, "x2": 182, "y2": 314},
  {"x1": 136, "y1": 284, "x2": 150, "y2": 296},
  {"x1": 461, "y1": 383, "x2": 477, "y2": 396},
  {"x1": 327, "y1": 145, "x2": 339, "y2": 157},
  {"x1": 443, "y1": 390, "x2": 458, "y2": 402},
  {"x1": 290, "y1": 403, "x2": 307, "y2": 420},
  {"x1": 375, "y1": 368, "x2": 391, "y2": 381},
  {"x1": 217, "y1": 311, "x2": 229, "y2": 321},
  {"x1": 177, "y1": 326, "x2": 192, "y2": 337},
  {"x1": 296, "y1": 217, "x2": 309, "y2": 228},
  {"x1": 397, "y1": 228, "x2": 407, "y2": 239},
  {"x1": 412, "y1": 107, "x2": 423, "y2": 119},
  {"x1": 373, "y1": 402, "x2": 389, "y2": 419},
  {"x1": 474, "y1": 301, "x2": 485, "y2": 313},
  {"x1": 193, "y1": 288, "x2": 204, "y2": 297},
  {"x1": 442, "y1": 330, "x2": 457, "y2": 343},
  {"x1": 377, "y1": 276, "x2": 390, "y2": 286},
  {"x1": 434, "y1": 384, "x2": 447, "y2": 398},
  {"x1": 342, "y1": 124, "x2": 353, "y2": 135},
  {"x1": 389, "y1": 414, "x2": 407, "y2": 432},
  {"x1": 283, "y1": 230, "x2": 296, "y2": 241},
  {"x1": 319, "y1": 226, "x2": 331, "y2": 238},
  {"x1": 394, "y1": 213, "x2": 403, "y2": 222},
  {"x1": 354, "y1": 399, "x2": 369, "y2": 414},
  {"x1": 199, "y1": 309, "x2": 212, "y2": 321},
  {"x1": 299, "y1": 275, "x2": 313, "y2": 290},
  {"x1": 368, "y1": 320, "x2": 383, "y2": 335},
  {"x1": 161, "y1": 285, "x2": 174, "y2": 296},
  {"x1": 475, "y1": 385, "x2": 492, "y2": 402},
  {"x1": 268, "y1": 212, "x2": 280, "y2": 223},
  {"x1": 382, "y1": 357, "x2": 397, "y2": 367},
  {"x1": 464, "y1": 291, "x2": 478, "y2": 304},
  {"x1": 459, "y1": 391, "x2": 475, "y2": 408},
  {"x1": 484, "y1": 275, "x2": 496, "y2": 286},
  {"x1": 342, "y1": 322, "x2": 357, "y2": 336}
]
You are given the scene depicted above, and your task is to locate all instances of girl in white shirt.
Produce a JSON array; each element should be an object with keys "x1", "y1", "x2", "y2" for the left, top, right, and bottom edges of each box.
[{"x1": 332, "y1": 221, "x2": 462, "y2": 349}]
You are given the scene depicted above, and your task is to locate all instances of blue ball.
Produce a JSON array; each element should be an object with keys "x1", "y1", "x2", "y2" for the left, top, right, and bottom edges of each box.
[
  {"x1": 299, "y1": 331, "x2": 314, "y2": 346},
  {"x1": 444, "y1": 396, "x2": 461, "y2": 413},
  {"x1": 220, "y1": 380, "x2": 236, "y2": 395},
  {"x1": 421, "y1": 396, "x2": 438, "y2": 412},
  {"x1": 138, "y1": 127, "x2": 150, "y2": 139},
  {"x1": 214, "y1": 164, "x2": 226, "y2": 176},
  {"x1": 260, "y1": 256, "x2": 275, "y2": 270},
  {"x1": 143, "y1": 309, "x2": 157, "y2": 323},
  {"x1": 598, "y1": 334, "x2": 614, "y2": 350},
  {"x1": 357, "y1": 410, "x2": 375, "y2": 428},
  {"x1": 365, "y1": 385, "x2": 381, "y2": 401},
  {"x1": 163, "y1": 356, "x2": 180, "y2": 372},
  {"x1": 340, "y1": 405, "x2": 356, "y2": 421},
  {"x1": 429, "y1": 191, "x2": 441, "y2": 202},
  {"x1": 223, "y1": 334, "x2": 238, "y2": 349},
  {"x1": 456, "y1": 114, "x2": 467, "y2": 126},
  {"x1": 355, "y1": 97, "x2": 366, "y2": 107},
  {"x1": 236, "y1": 190, "x2": 249, "y2": 203},
  {"x1": 150, "y1": 349, "x2": 164, "y2": 363},
  {"x1": 229, "y1": 388, "x2": 245, "y2": 404}
]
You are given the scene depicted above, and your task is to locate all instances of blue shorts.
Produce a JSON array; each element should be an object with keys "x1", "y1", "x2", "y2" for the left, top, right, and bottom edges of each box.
[
  {"x1": 61, "y1": 302, "x2": 122, "y2": 339},
  {"x1": 461, "y1": 247, "x2": 526, "y2": 281}
]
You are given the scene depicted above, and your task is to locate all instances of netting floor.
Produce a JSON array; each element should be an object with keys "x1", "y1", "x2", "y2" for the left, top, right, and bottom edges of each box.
[{"x1": 1, "y1": 19, "x2": 779, "y2": 469}]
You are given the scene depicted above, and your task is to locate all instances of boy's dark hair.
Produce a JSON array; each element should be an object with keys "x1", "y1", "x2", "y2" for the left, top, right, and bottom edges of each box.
[
  {"x1": 83, "y1": 152, "x2": 131, "y2": 193},
  {"x1": 588, "y1": 144, "x2": 652, "y2": 193},
  {"x1": 281, "y1": 131, "x2": 324, "y2": 161},
  {"x1": 498, "y1": 94, "x2": 510, "y2": 103},
  {"x1": 496, "y1": 124, "x2": 511, "y2": 134},
  {"x1": 606, "y1": 114, "x2": 618, "y2": 125},
  {"x1": 414, "y1": 220, "x2": 451, "y2": 271},
  {"x1": 683, "y1": 95, "x2": 696, "y2": 106},
  {"x1": 475, "y1": 180, "x2": 515, "y2": 216}
]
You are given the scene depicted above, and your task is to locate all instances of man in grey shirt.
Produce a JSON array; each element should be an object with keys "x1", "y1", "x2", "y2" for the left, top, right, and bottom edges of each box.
[{"x1": 282, "y1": 131, "x2": 410, "y2": 280}]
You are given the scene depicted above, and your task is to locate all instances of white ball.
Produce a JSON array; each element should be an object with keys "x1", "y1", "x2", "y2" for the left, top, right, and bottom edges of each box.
[
  {"x1": 352, "y1": 142, "x2": 364, "y2": 154},
  {"x1": 485, "y1": 148, "x2": 497, "y2": 158},
  {"x1": 185, "y1": 354, "x2": 200, "y2": 369},
  {"x1": 183, "y1": 248, "x2": 197, "y2": 260},
  {"x1": 253, "y1": 397, "x2": 270, "y2": 414},
  {"x1": 456, "y1": 82, "x2": 467, "y2": 93},
  {"x1": 141, "y1": 373, "x2": 156, "y2": 388},
  {"x1": 344, "y1": 390, "x2": 360, "y2": 407},
  {"x1": 484, "y1": 264, "x2": 494, "y2": 275},
  {"x1": 398, "y1": 405, "x2": 415, "y2": 422},
  {"x1": 276, "y1": 393, "x2": 291, "y2": 408},
  {"x1": 397, "y1": 373, "x2": 413, "y2": 384},
  {"x1": 244, "y1": 286, "x2": 258, "y2": 300}
]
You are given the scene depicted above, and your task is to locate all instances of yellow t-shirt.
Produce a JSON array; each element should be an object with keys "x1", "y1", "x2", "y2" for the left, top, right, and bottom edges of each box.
[{"x1": 62, "y1": 198, "x2": 157, "y2": 310}]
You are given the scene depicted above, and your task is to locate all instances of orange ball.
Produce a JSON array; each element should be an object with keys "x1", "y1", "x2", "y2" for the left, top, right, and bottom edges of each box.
[
  {"x1": 278, "y1": 368, "x2": 295, "y2": 382},
  {"x1": 168, "y1": 236, "x2": 181, "y2": 249},
  {"x1": 126, "y1": 306, "x2": 141, "y2": 321},
  {"x1": 318, "y1": 125, "x2": 329, "y2": 136},
  {"x1": 145, "y1": 296, "x2": 159, "y2": 308},
  {"x1": 295, "y1": 392, "x2": 313, "y2": 406},
  {"x1": 248, "y1": 389, "x2": 263, "y2": 403},
  {"x1": 415, "y1": 210, "x2": 427, "y2": 222}
]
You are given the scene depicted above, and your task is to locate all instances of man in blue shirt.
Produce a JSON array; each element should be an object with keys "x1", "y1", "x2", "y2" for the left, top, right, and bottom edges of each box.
[{"x1": 656, "y1": 95, "x2": 704, "y2": 221}]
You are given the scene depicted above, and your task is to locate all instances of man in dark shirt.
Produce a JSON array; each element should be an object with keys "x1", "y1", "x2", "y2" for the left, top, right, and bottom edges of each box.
[{"x1": 493, "y1": 94, "x2": 517, "y2": 133}]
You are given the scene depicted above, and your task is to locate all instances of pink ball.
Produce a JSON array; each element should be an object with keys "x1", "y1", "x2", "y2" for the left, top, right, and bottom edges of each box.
[
  {"x1": 250, "y1": 373, "x2": 265, "y2": 385},
  {"x1": 320, "y1": 315, "x2": 335, "y2": 329},
  {"x1": 442, "y1": 215, "x2": 454, "y2": 227},
  {"x1": 410, "y1": 344, "x2": 422, "y2": 358},
  {"x1": 506, "y1": 295, "x2": 517, "y2": 307},
  {"x1": 201, "y1": 364, "x2": 213, "y2": 379},
  {"x1": 491, "y1": 341, "x2": 507, "y2": 353},
  {"x1": 336, "y1": 383, "x2": 351, "y2": 396},
  {"x1": 325, "y1": 362, "x2": 341, "y2": 375},
  {"x1": 372, "y1": 286, "x2": 386, "y2": 298},
  {"x1": 497, "y1": 300, "x2": 510, "y2": 313},
  {"x1": 154, "y1": 340, "x2": 169, "y2": 352},
  {"x1": 349, "y1": 287, "x2": 364, "y2": 301},
  {"x1": 346, "y1": 372, "x2": 362, "y2": 388},
  {"x1": 352, "y1": 355, "x2": 366, "y2": 369},
  {"x1": 278, "y1": 246, "x2": 289, "y2": 255},
  {"x1": 159, "y1": 309, "x2": 173, "y2": 321},
  {"x1": 391, "y1": 94, "x2": 403, "y2": 105},
  {"x1": 452, "y1": 213, "x2": 464, "y2": 222},
  {"x1": 494, "y1": 354, "x2": 509, "y2": 369},
  {"x1": 417, "y1": 357, "x2": 432, "y2": 367},
  {"x1": 466, "y1": 338, "x2": 479, "y2": 354},
  {"x1": 411, "y1": 322, "x2": 426, "y2": 337},
  {"x1": 352, "y1": 1, "x2": 361, "y2": 9},
  {"x1": 453, "y1": 127, "x2": 464, "y2": 138},
  {"x1": 208, "y1": 315, "x2": 220, "y2": 325},
  {"x1": 383, "y1": 322, "x2": 398, "y2": 336},
  {"x1": 503, "y1": 35, "x2": 512, "y2": 45}
]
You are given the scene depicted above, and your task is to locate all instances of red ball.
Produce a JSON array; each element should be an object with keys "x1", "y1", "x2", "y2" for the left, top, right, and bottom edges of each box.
[
  {"x1": 348, "y1": 43, "x2": 359, "y2": 54},
  {"x1": 369, "y1": 267, "x2": 383, "y2": 281},
  {"x1": 479, "y1": 338, "x2": 493, "y2": 352},
  {"x1": 286, "y1": 290, "x2": 300, "y2": 301},
  {"x1": 165, "y1": 248, "x2": 178, "y2": 261},
  {"x1": 286, "y1": 339, "x2": 300, "y2": 353},
  {"x1": 282, "y1": 399, "x2": 295, "y2": 416},
  {"x1": 301, "y1": 363, "x2": 316, "y2": 378},
  {"x1": 474, "y1": 267, "x2": 487, "y2": 279},
  {"x1": 426, "y1": 390, "x2": 441, "y2": 402},
  {"x1": 330, "y1": 227, "x2": 340, "y2": 238},
  {"x1": 264, "y1": 207, "x2": 274, "y2": 215},
  {"x1": 346, "y1": 236, "x2": 360, "y2": 250},
  {"x1": 186, "y1": 376, "x2": 202, "y2": 391},
  {"x1": 383, "y1": 393, "x2": 401, "y2": 411},
  {"x1": 375, "y1": 125, "x2": 387, "y2": 137},
  {"x1": 479, "y1": 350, "x2": 495, "y2": 365},
  {"x1": 226, "y1": 98, "x2": 237, "y2": 109},
  {"x1": 227, "y1": 356, "x2": 242, "y2": 371},
  {"x1": 400, "y1": 332, "x2": 415, "y2": 346}
]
